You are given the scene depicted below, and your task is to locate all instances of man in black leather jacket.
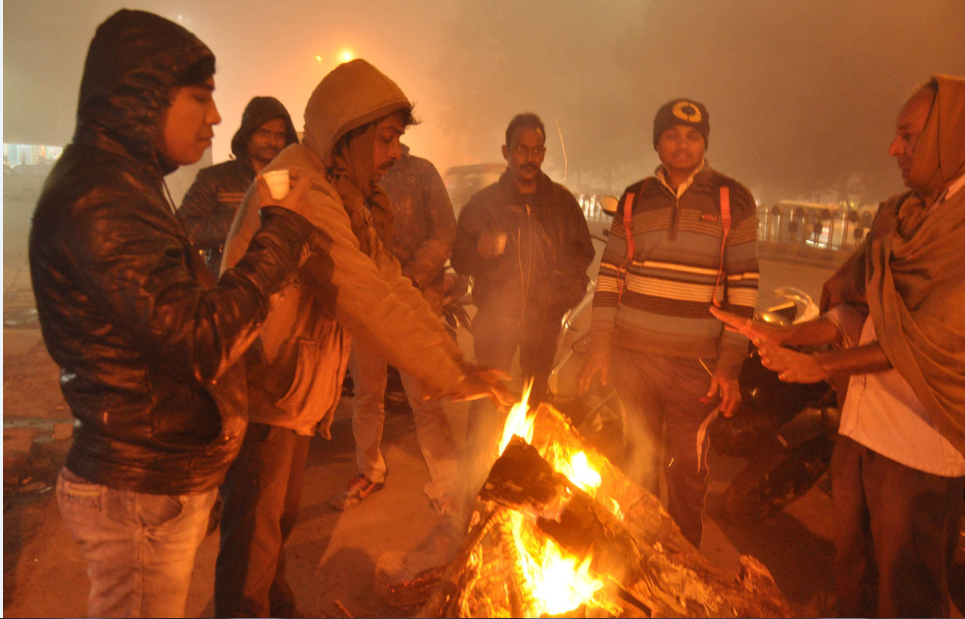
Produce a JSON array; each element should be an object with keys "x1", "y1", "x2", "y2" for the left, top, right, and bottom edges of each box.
[
  {"x1": 28, "y1": 10, "x2": 317, "y2": 618},
  {"x1": 451, "y1": 113, "x2": 593, "y2": 493},
  {"x1": 178, "y1": 96, "x2": 299, "y2": 277}
]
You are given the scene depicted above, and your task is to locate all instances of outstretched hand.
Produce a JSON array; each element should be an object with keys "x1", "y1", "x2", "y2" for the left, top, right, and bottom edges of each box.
[
  {"x1": 453, "y1": 363, "x2": 514, "y2": 411},
  {"x1": 709, "y1": 306, "x2": 789, "y2": 347}
]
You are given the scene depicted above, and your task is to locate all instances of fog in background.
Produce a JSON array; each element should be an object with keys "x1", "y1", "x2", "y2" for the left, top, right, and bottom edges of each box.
[{"x1": 5, "y1": 0, "x2": 965, "y2": 205}]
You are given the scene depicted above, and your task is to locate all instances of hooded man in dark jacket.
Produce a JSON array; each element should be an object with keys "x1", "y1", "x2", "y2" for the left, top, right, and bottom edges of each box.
[
  {"x1": 29, "y1": 10, "x2": 319, "y2": 617},
  {"x1": 178, "y1": 96, "x2": 299, "y2": 276},
  {"x1": 451, "y1": 112, "x2": 594, "y2": 492}
]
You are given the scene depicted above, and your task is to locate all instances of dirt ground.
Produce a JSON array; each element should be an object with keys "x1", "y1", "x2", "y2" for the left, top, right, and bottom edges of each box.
[{"x1": 3, "y1": 200, "x2": 963, "y2": 617}]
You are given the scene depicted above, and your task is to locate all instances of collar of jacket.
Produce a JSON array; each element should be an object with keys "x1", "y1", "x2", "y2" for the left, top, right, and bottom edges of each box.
[
  {"x1": 654, "y1": 159, "x2": 712, "y2": 198},
  {"x1": 498, "y1": 168, "x2": 556, "y2": 205}
]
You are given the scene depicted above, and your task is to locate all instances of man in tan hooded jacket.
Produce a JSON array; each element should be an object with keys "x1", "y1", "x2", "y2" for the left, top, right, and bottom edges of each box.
[
  {"x1": 215, "y1": 59, "x2": 509, "y2": 618},
  {"x1": 714, "y1": 74, "x2": 965, "y2": 617}
]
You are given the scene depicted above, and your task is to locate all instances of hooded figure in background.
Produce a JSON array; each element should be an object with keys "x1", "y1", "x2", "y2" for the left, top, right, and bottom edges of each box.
[
  {"x1": 28, "y1": 9, "x2": 317, "y2": 618},
  {"x1": 178, "y1": 95, "x2": 299, "y2": 276},
  {"x1": 217, "y1": 59, "x2": 510, "y2": 618}
]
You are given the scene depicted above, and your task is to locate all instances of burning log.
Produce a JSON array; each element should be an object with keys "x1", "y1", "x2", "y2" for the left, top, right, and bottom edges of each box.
[{"x1": 414, "y1": 403, "x2": 791, "y2": 618}]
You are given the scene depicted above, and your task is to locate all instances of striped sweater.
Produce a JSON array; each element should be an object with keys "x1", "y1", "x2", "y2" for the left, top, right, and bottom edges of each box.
[{"x1": 590, "y1": 163, "x2": 759, "y2": 375}]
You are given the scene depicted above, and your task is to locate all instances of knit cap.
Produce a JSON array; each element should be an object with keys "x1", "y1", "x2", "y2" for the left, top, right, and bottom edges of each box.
[{"x1": 653, "y1": 98, "x2": 710, "y2": 148}]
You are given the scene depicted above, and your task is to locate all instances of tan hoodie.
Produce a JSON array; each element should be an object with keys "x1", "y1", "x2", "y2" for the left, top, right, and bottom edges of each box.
[{"x1": 223, "y1": 60, "x2": 465, "y2": 437}]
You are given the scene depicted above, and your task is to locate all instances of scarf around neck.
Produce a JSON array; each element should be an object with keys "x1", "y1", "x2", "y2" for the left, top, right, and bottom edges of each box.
[{"x1": 328, "y1": 123, "x2": 394, "y2": 257}]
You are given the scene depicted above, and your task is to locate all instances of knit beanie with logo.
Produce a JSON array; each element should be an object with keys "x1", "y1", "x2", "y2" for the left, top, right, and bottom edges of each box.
[{"x1": 652, "y1": 99, "x2": 710, "y2": 148}]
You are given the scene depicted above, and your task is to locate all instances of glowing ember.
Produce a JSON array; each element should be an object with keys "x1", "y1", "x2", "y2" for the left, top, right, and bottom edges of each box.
[{"x1": 498, "y1": 380, "x2": 534, "y2": 454}]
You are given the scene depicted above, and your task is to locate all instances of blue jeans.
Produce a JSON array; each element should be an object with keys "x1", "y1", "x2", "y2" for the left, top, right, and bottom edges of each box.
[{"x1": 56, "y1": 468, "x2": 217, "y2": 618}]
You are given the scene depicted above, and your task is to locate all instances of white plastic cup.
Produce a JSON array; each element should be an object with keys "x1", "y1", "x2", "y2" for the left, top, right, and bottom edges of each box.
[{"x1": 262, "y1": 169, "x2": 290, "y2": 200}]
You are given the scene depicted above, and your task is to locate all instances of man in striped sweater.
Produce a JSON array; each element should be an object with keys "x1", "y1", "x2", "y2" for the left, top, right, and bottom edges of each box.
[{"x1": 578, "y1": 98, "x2": 759, "y2": 548}]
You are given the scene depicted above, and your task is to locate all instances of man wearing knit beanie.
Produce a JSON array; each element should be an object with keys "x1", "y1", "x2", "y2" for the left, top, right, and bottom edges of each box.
[
  {"x1": 652, "y1": 98, "x2": 711, "y2": 148},
  {"x1": 579, "y1": 97, "x2": 760, "y2": 549}
]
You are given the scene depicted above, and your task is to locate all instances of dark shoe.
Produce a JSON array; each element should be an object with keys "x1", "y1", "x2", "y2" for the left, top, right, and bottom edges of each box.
[{"x1": 330, "y1": 474, "x2": 384, "y2": 510}]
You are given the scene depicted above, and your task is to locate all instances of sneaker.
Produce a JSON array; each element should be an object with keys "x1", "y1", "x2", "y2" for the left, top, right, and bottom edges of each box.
[{"x1": 330, "y1": 474, "x2": 384, "y2": 510}]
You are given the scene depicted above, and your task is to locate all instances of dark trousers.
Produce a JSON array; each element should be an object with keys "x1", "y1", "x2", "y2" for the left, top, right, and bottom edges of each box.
[
  {"x1": 463, "y1": 302, "x2": 562, "y2": 497},
  {"x1": 215, "y1": 422, "x2": 312, "y2": 618},
  {"x1": 831, "y1": 435, "x2": 965, "y2": 618},
  {"x1": 471, "y1": 302, "x2": 562, "y2": 404},
  {"x1": 611, "y1": 347, "x2": 719, "y2": 548}
]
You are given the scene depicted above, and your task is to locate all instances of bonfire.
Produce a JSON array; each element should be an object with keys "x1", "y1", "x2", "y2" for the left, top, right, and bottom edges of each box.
[{"x1": 384, "y1": 384, "x2": 790, "y2": 618}]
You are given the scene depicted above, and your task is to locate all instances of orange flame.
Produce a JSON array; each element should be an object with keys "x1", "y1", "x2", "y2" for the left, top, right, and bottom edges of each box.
[
  {"x1": 496, "y1": 382, "x2": 614, "y2": 614},
  {"x1": 498, "y1": 380, "x2": 534, "y2": 454},
  {"x1": 509, "y1": 512, "x2": 604, "y2": 615}
]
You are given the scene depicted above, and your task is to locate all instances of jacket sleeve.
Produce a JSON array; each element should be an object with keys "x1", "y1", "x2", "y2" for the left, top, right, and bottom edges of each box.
[
  {"x1": 70, "y1": 189, "x2": 314, "y2": 385},
  {"x1": 450, "y1": 197, "x2": 484, "y2": 277},
  {"x1": 716, "y1": 184, "x2": 760, "y2": 376},
  {"x1": 177, "y1": 169, "x2": 236, "y2": 250},
  {"x1": 561, "y1": 190, "x2": 595, "y2": 281},
  {"x1": 400, "y1": 162, "x2": 456, "y2": 289},
  {"x1": 589, "y1": 188, "x2": 632, "y2": 355},
  {"x1": 231, "y1": 178, "x2": 468, "y2": 400}
]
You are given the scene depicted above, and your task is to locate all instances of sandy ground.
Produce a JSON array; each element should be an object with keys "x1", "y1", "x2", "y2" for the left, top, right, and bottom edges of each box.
[{"x1": 4, "y1": 200, "x2": 963, "y2": 617}]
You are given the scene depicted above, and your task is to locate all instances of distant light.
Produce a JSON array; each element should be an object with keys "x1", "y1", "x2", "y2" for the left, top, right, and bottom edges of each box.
[
  {"x1": 339, "y1": 49, "x2": 355, "y2": 63},
  {"x1": 316, "y1": 55, "x2": 323, "y2": 62}
]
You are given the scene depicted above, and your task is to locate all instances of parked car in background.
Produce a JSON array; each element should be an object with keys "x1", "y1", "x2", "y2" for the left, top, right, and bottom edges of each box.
[
  {"x1": 3, "y1": 162, "x2": 53, "y2": 202},
  {"x1": 443, "y1": 163, "x2": 504, "y2": 216}
]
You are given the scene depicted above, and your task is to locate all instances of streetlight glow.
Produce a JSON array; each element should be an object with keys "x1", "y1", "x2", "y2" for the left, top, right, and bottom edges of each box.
[{"x1": 339, "y1": 49, "x2": 355, "y2": 63}]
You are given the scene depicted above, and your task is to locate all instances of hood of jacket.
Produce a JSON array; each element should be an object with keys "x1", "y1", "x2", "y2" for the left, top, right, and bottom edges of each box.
[
  {"x1": 302, "y1": 59, "x2": 410, "y2": 169},
  {"x1": 73, "y1": 9, "x2": 216, "y2": 176},
  {"x1": 908, "y1": 74, "x2": 965, "y2": 196},
  {"x1": 230, "y1": 95, "x2": 299, "y2": 159}
]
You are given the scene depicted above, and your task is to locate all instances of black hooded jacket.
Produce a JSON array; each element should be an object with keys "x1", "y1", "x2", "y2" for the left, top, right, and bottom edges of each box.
[
  {"x1": 28, "y1": 10, "x2": 314, "y2": 494},
  {"x1": 178, "y1": 96, "x2": 298, "y2": 275}
]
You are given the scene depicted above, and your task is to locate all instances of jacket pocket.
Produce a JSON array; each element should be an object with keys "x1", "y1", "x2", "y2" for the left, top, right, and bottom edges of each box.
[{"x1": 275, "y1": 338, "x2": 319, "y2": 411}]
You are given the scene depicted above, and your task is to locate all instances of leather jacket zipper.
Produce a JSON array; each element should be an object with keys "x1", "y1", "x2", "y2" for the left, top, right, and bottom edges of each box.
[{"x1": 520, "y1": 203, "x2": 533, "y2": 319}]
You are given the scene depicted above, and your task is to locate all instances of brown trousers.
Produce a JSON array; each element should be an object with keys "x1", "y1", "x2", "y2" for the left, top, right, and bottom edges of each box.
[
  {"x1": 215, "y1": 423, "x2": 313, "y2": 618},
  {"x1": 831, "y1": 435, "x2": 965, "y2": 618}
]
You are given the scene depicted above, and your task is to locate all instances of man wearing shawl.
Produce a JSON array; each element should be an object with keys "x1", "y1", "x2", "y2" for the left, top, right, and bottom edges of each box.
[{"x1": 713, "y1": 75, "x2": 965, "y2": 617}]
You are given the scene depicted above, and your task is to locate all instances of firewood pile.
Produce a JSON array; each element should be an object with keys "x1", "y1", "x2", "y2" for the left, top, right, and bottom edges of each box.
[{"x1": 386, "y1": 401, "x2": 791, "y2": 618}]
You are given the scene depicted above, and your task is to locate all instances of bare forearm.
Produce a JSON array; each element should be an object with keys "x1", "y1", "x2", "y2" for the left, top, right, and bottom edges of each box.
[
  {"x1": 782, "y1": 317, "x2": 842, "y2": 347},
  {"x1": 816, "y1": 342, "x2": 892, "y2": 378}
]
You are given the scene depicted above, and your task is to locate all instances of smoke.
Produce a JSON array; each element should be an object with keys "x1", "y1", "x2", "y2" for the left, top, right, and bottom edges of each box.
[{"x1": 5, "y1": 0, "x2": 964, "y2": 204}]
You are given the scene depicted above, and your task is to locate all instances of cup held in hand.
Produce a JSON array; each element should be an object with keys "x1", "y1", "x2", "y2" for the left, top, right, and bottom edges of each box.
[{"x1": 263, "y1": 169, "x2": 290, "y2": 200}]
